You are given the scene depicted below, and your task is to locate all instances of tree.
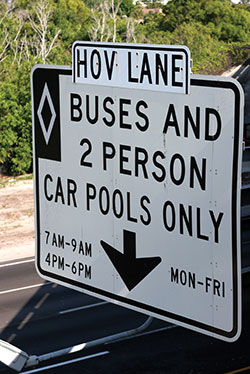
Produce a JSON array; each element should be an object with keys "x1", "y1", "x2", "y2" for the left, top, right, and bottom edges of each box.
[
  {"x1": 29, "y1": 0, "x2": 61, "y2": 63},
  {"x1": 88, "y1": 0, "x2": 121, "y2": 42},
  {"x1": 88, "y1": 1, "x2": 111, "y2": 41},
  {"x1": 145, "y1": 1, "x2": 163, "y2": 8},
  {"x1": 0, "y1": 0, "x2": 250, "y2": 175},
  {"x1": 119, "y1": 0, "x2": 134, "y2": 16},
  {"x1": 162, "y1": 0, "x2": 204, "y2": 31},
  {"x1": 0, "y1": 3, "x2": 13, "y2": 63},
  {"x1": 125, "y1": 18, "x2": 137, "y2": 42},
  {"x1": 131, "y1": 4, "x2": 144, "y2": 20},
  {"x1": 162, "y1": 0, "x2": 250, "y2": 43},
  {"x1": 110, "y1": 0, "x2": 121, "y2": 42},
  {"x1": 53, "y1": 0, "x2": 90, "y2": 48},
  {"x1": 0, "y1": 61, "x2": 33, "y2": 175}
]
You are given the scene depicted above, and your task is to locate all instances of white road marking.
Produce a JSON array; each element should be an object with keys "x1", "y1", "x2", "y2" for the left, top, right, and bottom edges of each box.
[
  {"x1": 0, "y1": 258, "x2": 35, "y2": 268},
  {"x1": 20, "y1": 351, "x2": 110, "y2": 373},
  {"x1": 17, "y1": 312, "x2": 34, "y2": 330},
  {"x1": 59, "y1": 301, "x2": 108, "y2": 314},
  {"x1": 0, "y1": 282, "x2": 51, "y2": 295},
  {"x1": 35, "y1": 293, "x2": 50, "y2": 309}
]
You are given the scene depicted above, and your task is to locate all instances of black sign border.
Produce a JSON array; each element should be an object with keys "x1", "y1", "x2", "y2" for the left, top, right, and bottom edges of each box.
[{"x1": 32, "y1": 66, "x2": 241, "y2": 341}]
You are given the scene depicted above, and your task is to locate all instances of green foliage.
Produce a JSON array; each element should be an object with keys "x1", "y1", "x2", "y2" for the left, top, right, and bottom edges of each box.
[
  {"x1": 162, "y1": 0, "x2": 205, "y2": 32},
  {"x1": 119, "y1": 0, "x2": 135, "y2": 16},
  {"x1": 131, "y1": 4, "x2": 144, "y2": 20},
  {"x1": 162, "y1": 0, "x2": 250, "y2": 43},
  {"x1": 145, "y1": 1, "x2": 163, "y2": 8},
  {"x1": 0, "y1": 63, "x2": 33, "y2": 175},
  {"x1": 0, "y1": 0, "x2": 250, "y2": 175},
  {"x1": 53, "y1": 0, "x2": 91, "y2": 46}
]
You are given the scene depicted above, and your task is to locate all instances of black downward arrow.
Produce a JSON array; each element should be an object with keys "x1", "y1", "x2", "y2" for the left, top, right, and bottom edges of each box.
[{"x1": 100, "y1": 230, "x2": 162, "y2": 291}]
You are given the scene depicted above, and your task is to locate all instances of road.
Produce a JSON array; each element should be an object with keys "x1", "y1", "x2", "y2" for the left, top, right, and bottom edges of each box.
[
  {"x1": 0, "y1": 259, "x2": 152, "y2": 352},
  {"x1": 0, "y1": 259, "x2": 169, "y2": 372},
  {"x1": 0, "y1": 257, "x2": 250, "y2": 374}
]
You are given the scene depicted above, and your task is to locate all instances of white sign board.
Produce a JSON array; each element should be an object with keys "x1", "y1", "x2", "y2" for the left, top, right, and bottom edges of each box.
[
  {"x1": 72, "y1": 42, "x2": 191, "y2": 94},
  {"x1": 32, "y1": 63, "x2": 243, "y2": 342}
]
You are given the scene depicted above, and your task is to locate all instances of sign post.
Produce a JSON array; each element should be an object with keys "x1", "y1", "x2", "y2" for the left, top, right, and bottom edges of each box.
[{"x1": 32, "y1": 43, "x2": 244, "y2": 342}]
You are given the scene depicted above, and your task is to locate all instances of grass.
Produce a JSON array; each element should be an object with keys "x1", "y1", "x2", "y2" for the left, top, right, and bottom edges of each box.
[{"x1": 0, "y1": 174, "x2": 33, "y2": 188}]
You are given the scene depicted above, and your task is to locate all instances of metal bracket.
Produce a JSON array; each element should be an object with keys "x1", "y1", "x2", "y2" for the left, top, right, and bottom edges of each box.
[{"x1": 24, "y1": 315, "x2": 153, "y2": 369}]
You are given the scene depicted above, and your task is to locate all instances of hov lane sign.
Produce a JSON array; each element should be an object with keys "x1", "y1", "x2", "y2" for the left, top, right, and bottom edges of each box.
[
  {"x1": 72, "y1": 42, "x2": 191, "y2": 94},
  {"x1": 32, "y1": 63, "x2": 243, "y2": 342}
]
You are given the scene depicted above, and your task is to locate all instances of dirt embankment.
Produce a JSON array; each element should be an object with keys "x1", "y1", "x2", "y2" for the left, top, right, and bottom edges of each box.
[{"x1": 0, "y1": 176, "x2": 35, "y2": 263}]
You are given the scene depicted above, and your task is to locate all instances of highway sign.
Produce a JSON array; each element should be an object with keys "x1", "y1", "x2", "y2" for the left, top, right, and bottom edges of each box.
[
  {"x1": 72, "y1": 42, "x2": 191, "y2": 94},
  {"x1": 32, "y1": 63, "x2": 243, "y2": 342}
]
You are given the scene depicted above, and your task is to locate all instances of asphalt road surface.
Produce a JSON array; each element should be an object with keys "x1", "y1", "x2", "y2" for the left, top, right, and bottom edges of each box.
[{"x1": 0, "y1": 258, "x2": 250, "y2": 374}]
